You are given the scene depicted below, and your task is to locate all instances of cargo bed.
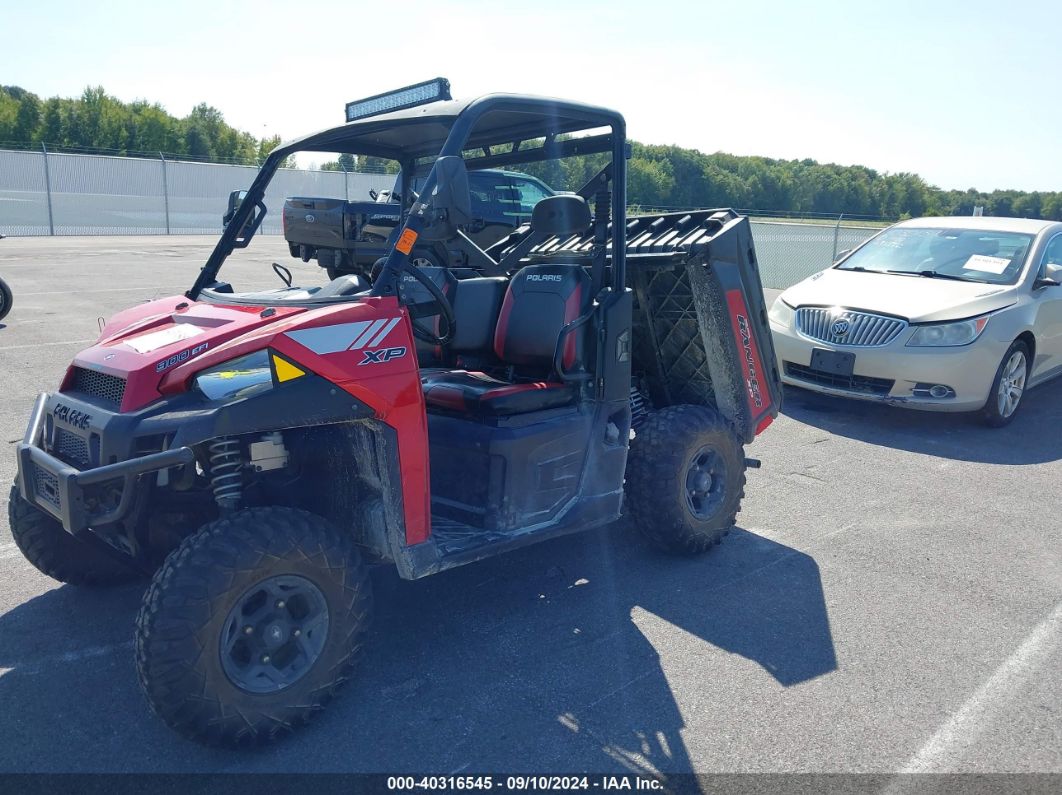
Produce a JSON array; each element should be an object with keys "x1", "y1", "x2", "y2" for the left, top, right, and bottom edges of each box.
[{"x1": 505, "y1": 208, "x2": 782, "y2": 442}]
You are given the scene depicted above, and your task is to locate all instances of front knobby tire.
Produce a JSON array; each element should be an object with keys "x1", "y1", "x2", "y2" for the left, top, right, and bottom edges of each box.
[
  {"x1": 626, "y1": 405, "x2": 746, "y2": 555},
  {"x1": 134, "y1": 506, "x2": 372, "y2": 747},
  {"x1": 6, "y1": 484, "x2": 140, "y2": 586}
]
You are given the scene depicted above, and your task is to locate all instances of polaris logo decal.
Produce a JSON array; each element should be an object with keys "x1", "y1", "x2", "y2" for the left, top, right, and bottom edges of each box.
[
  {"x1": 286, "y1": 318, "x2": 403, "y2": 355},
  {"x1": 359, "y1": 346, "x2": 407, "y2": 366},
  {"x1": 53, "y1": 403, "x2": 92, "y2": 430},
  {"x1": 156, "y1": 342, "x2": 209, "y2": 373},
  {"x1": 526, "y1": 274, "x2": 563, "y2": 282}
]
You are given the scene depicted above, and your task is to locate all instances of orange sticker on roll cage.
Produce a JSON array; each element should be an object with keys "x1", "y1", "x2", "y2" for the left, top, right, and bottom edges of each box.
[{"x1": 396, "y1": 228, "x2": 418, "y2": 254}]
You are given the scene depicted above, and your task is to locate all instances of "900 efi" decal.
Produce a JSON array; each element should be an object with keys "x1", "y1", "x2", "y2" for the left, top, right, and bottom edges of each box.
[{"x1": 156, "y1": 342, "x2": 209, "y2": 373}]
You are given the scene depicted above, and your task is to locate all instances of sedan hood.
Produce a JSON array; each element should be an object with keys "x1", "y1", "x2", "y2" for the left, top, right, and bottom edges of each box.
[{"x1": 780, "y1": 268, "x2": 1018, "y2": 323}]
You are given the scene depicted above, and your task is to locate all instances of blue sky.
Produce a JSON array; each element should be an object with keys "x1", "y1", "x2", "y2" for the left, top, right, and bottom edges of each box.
[{"x1": 2, "y1": 0, "x2": 1059, "y2": 192}]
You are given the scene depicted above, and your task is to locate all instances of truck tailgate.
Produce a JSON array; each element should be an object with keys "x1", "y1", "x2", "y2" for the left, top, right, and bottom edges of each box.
[{"x1": 283, "y1": 197, "x2": 349, "y2": 249}]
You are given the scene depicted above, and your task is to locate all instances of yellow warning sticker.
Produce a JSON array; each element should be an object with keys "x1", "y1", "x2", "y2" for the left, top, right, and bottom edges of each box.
[
  {"x1": 272, "y1": 354, "x2": 306, "y2": 383},
  {"x1": 396, "y1": 228, "x2": 419, "y2": 254}
]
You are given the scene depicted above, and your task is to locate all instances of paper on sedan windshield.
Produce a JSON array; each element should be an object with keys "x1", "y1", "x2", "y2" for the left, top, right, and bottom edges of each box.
[{"x1": 963, "y1": 254, "x2": 1011, "y2": 274}]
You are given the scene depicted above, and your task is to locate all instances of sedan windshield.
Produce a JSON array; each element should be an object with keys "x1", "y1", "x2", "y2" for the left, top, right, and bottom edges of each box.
[{"x1": 837, "y1": 227, "x2": 1034, "y2": 285}]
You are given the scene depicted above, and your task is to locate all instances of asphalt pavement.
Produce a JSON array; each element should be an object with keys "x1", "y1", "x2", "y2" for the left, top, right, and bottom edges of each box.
[{"x1": 0, "y1": 236, "x2": 1059, "y2": 776}]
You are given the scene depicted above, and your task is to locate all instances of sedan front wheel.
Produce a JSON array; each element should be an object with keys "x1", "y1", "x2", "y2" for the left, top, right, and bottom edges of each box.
[{"x1": 982, "y1": 341, "x2": 1029, "y2": 427}]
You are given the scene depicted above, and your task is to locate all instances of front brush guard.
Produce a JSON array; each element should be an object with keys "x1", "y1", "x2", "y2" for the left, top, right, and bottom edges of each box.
[{"x1": 16, "y1": 394, "x2": 194, "y2": 535}]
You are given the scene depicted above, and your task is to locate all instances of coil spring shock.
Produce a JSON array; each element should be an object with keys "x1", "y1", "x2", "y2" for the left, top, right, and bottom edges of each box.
[
  {"x1": 594, "y1": 186, "x2": 610, "y2": 238},
  {"x1": 630, "y1": 385, "x2": 649, "y2": 432},
  {"x1": 208, "y1": 436, "x2": 243, "y2": 512},
  {"x1": 591, "y1": 185, "x2": 611, "y2": 292}
]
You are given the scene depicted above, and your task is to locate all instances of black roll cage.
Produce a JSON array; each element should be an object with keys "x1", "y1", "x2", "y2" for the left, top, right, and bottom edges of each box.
[{"x1": 187, "y1": 94, "x2": 627, "y2": 301}]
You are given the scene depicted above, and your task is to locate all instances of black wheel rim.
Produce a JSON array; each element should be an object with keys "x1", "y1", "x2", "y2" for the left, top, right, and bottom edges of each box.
[
  {"x1": 684, "y1": 445, "x2": 726, "y2": 520},
  {"x1": 219, "y1": 574, "x2": 329, "y2": 694}
]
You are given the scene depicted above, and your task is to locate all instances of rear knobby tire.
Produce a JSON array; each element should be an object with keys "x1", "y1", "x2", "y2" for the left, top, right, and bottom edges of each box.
[
  {"x1": 134, "y1": 506, "x2": 372, "y2": 747},
  {"x1": 6, "y1": 484, "x2": 140, "y2": 586},
  {"x1": 625, "y1": 405, "x2": 746, "y2": 555}
]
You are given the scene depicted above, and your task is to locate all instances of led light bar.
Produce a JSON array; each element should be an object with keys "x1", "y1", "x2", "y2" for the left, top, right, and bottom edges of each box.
[{"x1": 345, "y1": 78, "x2": 452, "y2": 122}]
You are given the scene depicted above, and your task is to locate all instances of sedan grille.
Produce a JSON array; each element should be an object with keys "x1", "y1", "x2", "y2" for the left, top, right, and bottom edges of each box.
[
  {"x1": 785, "y1": 362, "x2": 895, "y2": 396},
  {"x1": 795, "y1": 307, "x2": 906, "y2": 347},
  {"x1": 68, "y1": 367, "x2": 126, "y2": 407}
]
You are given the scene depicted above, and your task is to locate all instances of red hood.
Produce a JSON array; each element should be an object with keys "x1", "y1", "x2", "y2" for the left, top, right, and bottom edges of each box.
[{"x1": 66, "y1": 296, "x2": 305, "y2": 411}]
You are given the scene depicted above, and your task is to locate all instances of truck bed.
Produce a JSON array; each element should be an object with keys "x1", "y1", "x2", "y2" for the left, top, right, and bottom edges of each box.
[{"x1": 282, "y1": 197, "x2": 400, "y2": 256}]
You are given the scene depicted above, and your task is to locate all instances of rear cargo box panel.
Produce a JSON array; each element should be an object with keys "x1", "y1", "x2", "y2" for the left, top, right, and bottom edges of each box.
[
  {"x1": 631, "y1": 266, "x2": 717, "y2": 407},
  {"x1": 630, "y1": 213, "x2": 781, "y2": 442}
]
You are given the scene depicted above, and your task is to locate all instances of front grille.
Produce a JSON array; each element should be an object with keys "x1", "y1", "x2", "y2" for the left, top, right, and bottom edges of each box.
[
  {"x1": 54, "y1": 427, "x2": 90, "y2": 466},
  {"x1": 34, "y1": 467, "x2": 61, "y2": 509},
  {"x1": 785, "y1": 362, "x2": 895, "y2": 396},
  {"x1": 795, "y1": 307, "x2": 906, "y2": 347},
  {"x1": 69, "y1": 367, "x2": 126, "y2": 407}
]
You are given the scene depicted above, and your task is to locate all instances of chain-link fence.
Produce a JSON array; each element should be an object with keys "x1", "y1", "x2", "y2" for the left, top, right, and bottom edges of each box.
[
  {"x1": 749, "y1": 220, "x2": 881, "y2": 289},
  {"x1": 0, "y1": 148, "x2": 885, "y2": 289},
  {"x1": 0, "y1": 148, "x2": 393, "y2": 236}
]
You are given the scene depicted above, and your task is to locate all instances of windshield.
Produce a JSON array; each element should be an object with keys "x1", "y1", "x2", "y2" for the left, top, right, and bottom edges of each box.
[{"x1": 837, "y1": 227, "x2": 1034, "y2": 285}]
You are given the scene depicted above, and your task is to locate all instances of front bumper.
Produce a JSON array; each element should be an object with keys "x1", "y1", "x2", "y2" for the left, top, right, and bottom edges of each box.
[
  {"x1": 769, "y1": 316, "x2": 1005, "y2": 412},
  {"x1": 15, "y1": 372, "x2": 377, "y2": 537},
  {"x1": 16, "y1": 394, "x2": 194, "y2": 534}
]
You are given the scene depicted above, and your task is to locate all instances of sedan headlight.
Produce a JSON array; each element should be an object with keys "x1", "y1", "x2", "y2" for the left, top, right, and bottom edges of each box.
[
  {"x1": 906, "y1": 316, "x2": 990, "y2": 347},
  {"x1": 193, "y1": 350, "x2": 274, "y2": 401},
  {"x1": 769, "y1": 295, "x2": 795, "y2": 326}
]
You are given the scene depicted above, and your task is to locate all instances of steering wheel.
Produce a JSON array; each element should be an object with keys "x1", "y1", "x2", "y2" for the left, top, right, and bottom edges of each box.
[{"x1": 400, "y1": 261, "x2": 456, "y2": 346}]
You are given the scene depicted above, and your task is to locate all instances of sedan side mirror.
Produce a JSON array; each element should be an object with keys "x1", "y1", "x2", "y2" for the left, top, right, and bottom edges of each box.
[
  {"x1": 834, "y1": 248, "x2": 852, "y2": 263},
  {"x1": 1034, "y1": 262, "x2": 1062, "y2": 289}
]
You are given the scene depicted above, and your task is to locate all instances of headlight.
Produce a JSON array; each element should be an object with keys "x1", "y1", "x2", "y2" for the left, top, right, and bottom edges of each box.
[
  {"x1": 769, "y1": 296, "x2": 795, "y2": 325},
  {"x1": 906, "y1": 316, "x2": 990, "y2": 347},
  {"x1": 193, "y1": 350, "x2": 274, "y2": 401}
]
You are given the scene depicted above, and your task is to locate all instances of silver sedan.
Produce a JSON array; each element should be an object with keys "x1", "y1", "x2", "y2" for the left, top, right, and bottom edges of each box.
[{"x1": 768, "y1": 216, "x2": 1062, "y2": 426}]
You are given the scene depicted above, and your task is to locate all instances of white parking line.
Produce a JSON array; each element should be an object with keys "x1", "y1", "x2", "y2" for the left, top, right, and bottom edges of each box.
[
  {"x1": 1, "y1": 641, "x2": 134, "y2": 677},
  {"x1": 897, "y1": 601, "x2": 1062, "y2": 774},
  {"x1": 16, "y1": 286, "x2": 187, "y2": 296}
]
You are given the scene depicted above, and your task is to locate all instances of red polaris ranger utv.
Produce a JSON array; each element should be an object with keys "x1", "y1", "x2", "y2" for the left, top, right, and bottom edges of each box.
[{"x1": 11, "y1": 80, "x2": 781, "y2": 746}]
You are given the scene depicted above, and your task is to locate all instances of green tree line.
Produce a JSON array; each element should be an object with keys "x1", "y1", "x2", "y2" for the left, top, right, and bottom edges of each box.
[
  {"x1": 0, "y1": 85, "x2": 286, "y2": 165},
  {"x1": 516, "y1": 143, "x2": 1062, "y2": 221},
  {"x1": 3, "y1": 85, "x2": 1059, "y2": 220}
]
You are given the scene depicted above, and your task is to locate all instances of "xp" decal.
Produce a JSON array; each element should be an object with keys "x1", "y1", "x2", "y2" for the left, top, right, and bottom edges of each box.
[{"x1": 358, "y1": 346, "x2": 407, "y2": 366}]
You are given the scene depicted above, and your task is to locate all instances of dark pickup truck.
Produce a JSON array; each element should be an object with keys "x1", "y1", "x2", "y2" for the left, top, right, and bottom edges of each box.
[{"x1": 283, "y1": 169, "x2": 556, "y2": 278}]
